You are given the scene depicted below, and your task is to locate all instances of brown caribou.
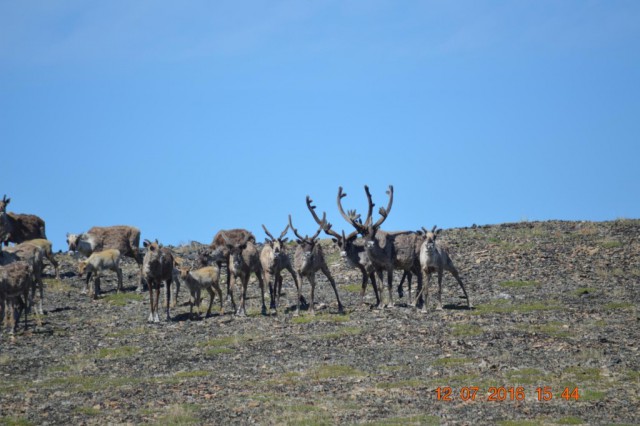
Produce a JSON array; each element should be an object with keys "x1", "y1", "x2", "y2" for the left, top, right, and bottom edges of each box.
[
  {"x1": 288, "y1": 214, "x2": 344, "y2": 316},
  {"x1": 337, "y1": 185, "x2": 423, "y2": 308}
]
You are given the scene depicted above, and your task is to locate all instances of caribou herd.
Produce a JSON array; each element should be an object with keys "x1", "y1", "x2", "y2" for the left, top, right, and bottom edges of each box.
[{"x1": 0, "y1": 187, "x2": 471, "y2": 333}]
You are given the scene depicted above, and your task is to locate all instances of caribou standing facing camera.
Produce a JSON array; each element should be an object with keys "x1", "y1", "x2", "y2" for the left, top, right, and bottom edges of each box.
[
  {"x1": 221, "y1": 232, "x2": 267, "y2": 316},
  {"x1": 289, "y1": 214, "x2": 344, "y2": 316},
  {"x1": 259, "y1": 224, "x2": 299, "y2": 312},
  {"x1": 417, "y1": 226, "x2": 471, "y2": 312},
  {"x1": 142, "y1": 239, "x2": 175, "y2": 323},
  {"x1": 338, "y1": 185, "x2": 423, "y2": 308},
  {"x1": 306, "y1": 195, "x2": 383, "y2": 307}
]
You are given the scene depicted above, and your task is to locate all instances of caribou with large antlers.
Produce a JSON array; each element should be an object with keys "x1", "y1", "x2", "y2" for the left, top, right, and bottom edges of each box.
[
  {"x1": 306, "y1": 195, "x2": 382, "y2": 307},
  {"x1": 259, "y1": 224, "x2": 300, "y2": 312},
  {"x1": 337, "y1": 185, "x2": 423, "y2": 308},
  {"x1": 288, "y1": 214, "x2": 344, "y2": 316}
]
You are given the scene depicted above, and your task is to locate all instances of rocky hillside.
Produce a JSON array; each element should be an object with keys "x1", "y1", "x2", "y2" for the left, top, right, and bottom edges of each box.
[{"x1": 1, "y1": 219, "x2": 638, "y2": 425}]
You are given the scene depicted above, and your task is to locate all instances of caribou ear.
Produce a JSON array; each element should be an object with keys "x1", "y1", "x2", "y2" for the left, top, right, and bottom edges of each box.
[
  {"x1": 143, "y1": 239, "x2": 151, "y2": 248},
  {"x1": 331, "y1": 238, "x2": 338, "y2": 244},
  {"x1": 281, "y1": 238, "x2": 289, "y2": 244}
]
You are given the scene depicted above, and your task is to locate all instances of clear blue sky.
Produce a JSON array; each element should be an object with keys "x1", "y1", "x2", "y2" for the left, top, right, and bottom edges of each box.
[{"x1": 2, "y1": 1, "x2": 639, "y2": 252}]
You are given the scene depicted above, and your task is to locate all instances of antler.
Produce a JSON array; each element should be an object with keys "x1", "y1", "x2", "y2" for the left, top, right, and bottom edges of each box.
[
  {"x1": 309, "y1": 211, "x2": 326, "y2": 241},
  {"x1": 307, "y1": 195, "x2": 344, "y2": 240},
  {"x1": 278, "y1": 224, "x2": 290, "y2": 240},
  {"x1": 288, "y1": 215, "x2": 305, "y2": 241},
  {"x1": 262, "y1": 224, "x2": 276, "y2": 242},
  {"x1": 371, "y1": 185, "x2": 394, "y2": 230},
  {"x1": 289, "y1": 213, "x2": 325, "y2": 243},
  {"x1": 337, "y1": 187, "x2": 367, "y2": 234}
]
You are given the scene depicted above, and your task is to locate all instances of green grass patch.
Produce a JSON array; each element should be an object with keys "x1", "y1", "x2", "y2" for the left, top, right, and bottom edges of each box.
[
  {"x1": 343, "y1": 283, "x2": 363, "y2": 293},
  {"x1": 276, "y1": 404, "x2": 331, "y2": 426},
  {"x1": 317, "y1": 326, "x2": 362, "y2": 340},
  {"x1": 516, "y1": 322, "x2": 571, "y2": 338},
  {"x1": 451, "y1": 323, "x2": 483, "y2": 337},
  {"x1": 432, "y1": 357, "x2": 472, "y2": 367},
  {"x1": 42, "y1": 375, "x2": 142, "y2": 392},
  {"x1": 499, "y1": 280, "x2": 539, "y2": 288},
  {"x1": 604, "y1": 302, "x2": 634, "y2": 310},
  {"x1": 580, "y1": 389, "x2": 606, "y2": 401},
  {"x1": 153, "y1": 403, "x2": 200, "y2": 425},
  {"x1": 103, "y1": 292, "x2": 143, "y2": 306},
  {"x1": 95, "y1": 345, "x2": 141, "y2": 359},
  {"x1": 0, "y1": 418, "x2": 34, "y2": 426},
  {"x1": 73, "y1": 406, "x2": 101, "y2": 416},
  {"x1": 312, "y1": 364, "x2": 365, "y2": 380},
  {"x1": 563, "y1": 366, "x2": 601, "y2": 381},
  {"x1": 497, "y1": 421, "x2": 542, "y2": 426},
  {"x1": 292, "y1": 313, "x2": 350, "y2": 324},
  {"x1": 205, "y1": 347, "x2": 234, "y2": 356},
  {"x1": 505, "y1": 368, "x2": 547, "y2": 385},
  {"x1": 600, "y1": 240, "x2": 622, "y2": 249}
]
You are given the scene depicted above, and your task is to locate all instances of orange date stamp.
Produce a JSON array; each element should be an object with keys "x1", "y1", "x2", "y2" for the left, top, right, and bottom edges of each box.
[{"x1": 435, "y1": 386, "x2": 580, "y2": 402}]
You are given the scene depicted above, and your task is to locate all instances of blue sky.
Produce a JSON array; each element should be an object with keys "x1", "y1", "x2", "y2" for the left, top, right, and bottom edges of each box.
[{"x1": 1, "y1": 1, "x2": 639, "y2": 252}]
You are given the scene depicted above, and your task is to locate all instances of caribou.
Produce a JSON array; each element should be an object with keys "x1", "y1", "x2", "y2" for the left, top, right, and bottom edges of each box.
[
  {"x1": 337, "y1": 185, "x2": 424, "y2": 308},
  {"x1": 288, "y1": 214, "x2": 344, "y2": 316},
  {"x1": 259, "y1": 224, "x2": 300, "y2": 312},
  {"x1": 305, "y1": 195, "x2": 383, "y2": 307}
]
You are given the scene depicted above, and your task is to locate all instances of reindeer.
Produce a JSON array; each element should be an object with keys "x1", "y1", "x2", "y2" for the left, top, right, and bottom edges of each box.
[
  {"x1": 0, "y1": 195, "x2": 47, "y2": 246},
  {"x1": 1, "y1": 242, "x2": 46, "y2": 316},
  {"x1": 177, "y1": 263, "x2": 224, "y2": 320},
  {"x1": 67, "y1": 225, "x2": 143, "y2": 290},
  {"x1": 305, "y1": 195, "x2": 383, "y2": 307},
  {"x1": 199, "y1": 229, "x2": 255, "y2": 303},
  {"x1": 288, "y1": 214, "x2": 344, "y2": 316},
  {"x1": 0, "y1": 261, "x2": 34, "y2": 334},
  {"x1": 337, "y1": 185, "x2": 423, "y2": 308},
  {"x1": 259, "y1": 224, "x2": 300, "y2": 312},
  {"x1": 142, "y1": 239, "x2": 175, "y2": 323},
  {"x1": 77, "y1": 249, "x2": 123, "y2": 299},
  {"x1": 221, "y1": 232, "x2": 267, "y2": 316},
  {"x1": 416, "y1": 226, "x2": 471, "y2": 312}
]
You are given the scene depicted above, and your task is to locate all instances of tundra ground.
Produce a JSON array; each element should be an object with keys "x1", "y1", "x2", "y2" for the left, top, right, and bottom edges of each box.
[{"x1": 1, "y1": 220, "x2": 638, "y2": 425}]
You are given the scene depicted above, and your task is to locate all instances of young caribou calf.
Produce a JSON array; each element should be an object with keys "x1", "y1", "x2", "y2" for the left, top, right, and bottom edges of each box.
[
  {"x1": 77, "y1": 249, "x2": 123, "y2": 299},
  {"x1": 416, "y1": 226, "x2": 471, "y2": 312},
  {"x1": 178, "y1": 264, "x2": 224, "y2": 320}
]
